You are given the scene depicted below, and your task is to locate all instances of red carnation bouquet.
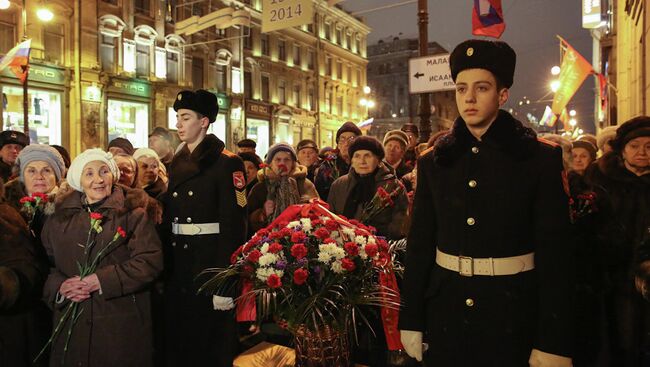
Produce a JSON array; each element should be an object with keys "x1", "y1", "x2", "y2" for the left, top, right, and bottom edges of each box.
[
  {"x1": 19, "y1": 192, "x2": 50, "y2": 227},
  {"x1": 200, "y1": 199, "x2": 403, "y2": 350},
  {"x1": 359, "y1": 180, "x2": 405, "y2": 223}
]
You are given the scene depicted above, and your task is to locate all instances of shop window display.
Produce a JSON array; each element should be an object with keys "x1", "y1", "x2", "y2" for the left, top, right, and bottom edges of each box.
[
  {"x1": 2, "y1": 86, "x2": 62, "y2": 144},
  {"x1": 107, "y1": 99, "x2": 149, "y2": 148}
]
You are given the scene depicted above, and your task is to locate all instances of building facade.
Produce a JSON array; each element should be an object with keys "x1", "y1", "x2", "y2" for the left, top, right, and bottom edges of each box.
[
  {"x1": 366, "y1": 37, "x2": 458, "y2": 140},
  {"x1": 0, "y1": 0, "x2": 369, "y2": 157}
]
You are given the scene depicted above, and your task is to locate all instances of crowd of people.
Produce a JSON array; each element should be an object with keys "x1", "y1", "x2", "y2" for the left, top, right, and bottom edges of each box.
[{"x1": 0, "y1": 38, "x2": 648, "y2": 367}]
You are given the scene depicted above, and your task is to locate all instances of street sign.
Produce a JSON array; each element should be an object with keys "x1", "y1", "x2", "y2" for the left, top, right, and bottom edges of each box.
[
  {"x1": 262, "y1": 0, "x2": 313, "y2": 33},
  {"x1": 408, "y1": 54, "x2": 455, "y2": 94}
]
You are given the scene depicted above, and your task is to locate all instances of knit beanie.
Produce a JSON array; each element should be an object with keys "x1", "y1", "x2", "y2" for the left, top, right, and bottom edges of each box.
[
  {"x1": 108, "y1": 137, "x2": 135, "y2": 156},
  {"x1": 336, "y1": 121, "x2": 362, "y2": 142},
  {"x1": 67, "y1": 149, "x2": 120, "y2": 192},
  {"x1": 348, "y1": 136, "x2": 385, "y2": 160},
  {"x1": 383, "y1": 130, "x2": 409, "y2": 148},
  {"x1": 572, "y1": 140, "x2": 597, "y2": 160},
  {"x1": 265, "y1": 143, "x2": 297, "y2": 164},
  {"x1": 297, "y1": 139, "x2": 318, "y2": 153},
  {"x1": 16, "y1": 144, "x2": 66, "y2": 182}
]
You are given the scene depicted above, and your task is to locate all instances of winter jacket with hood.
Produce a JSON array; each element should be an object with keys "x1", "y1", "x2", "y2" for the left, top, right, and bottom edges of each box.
[{"x1": 248, "y1": 163, "x2": 319, "y2": 232}]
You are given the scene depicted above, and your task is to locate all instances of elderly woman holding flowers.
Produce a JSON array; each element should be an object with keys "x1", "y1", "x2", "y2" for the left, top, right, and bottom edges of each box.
[
  {"x1": 248, "y1": 143, "x2": 319, "y2": 232},
  {"x1": 327, "y1": 136, "x2": 408, "y2": 240},
  {"x1": 40, "y1": 148, "x2": 163, "y2": 367}
]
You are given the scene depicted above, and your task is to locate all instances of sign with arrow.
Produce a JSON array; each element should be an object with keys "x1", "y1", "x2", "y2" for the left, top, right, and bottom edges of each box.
[{"x1": 408, "y1": 54, "x2": 455, "y2": 94}]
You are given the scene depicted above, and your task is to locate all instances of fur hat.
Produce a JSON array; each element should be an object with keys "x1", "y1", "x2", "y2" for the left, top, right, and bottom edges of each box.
[
  {"x1": 0, "y1": 130, "x2": 28, "y2": 148},
  {"x1": 349, "y1": 136, "x2": 385, "y2": 160},
  {"x1": 266, "y1": 143, "x2": 297, "y2": 164},
  {"x1": 450, "y1": 39, "x2": 516, "y2": 88},
  {"x1": 336, "y1": 122, "x2": 362, "y2": 142},
  {"x1": 108, "y1": 137, "x2": 134, "y2": 156},
  {"x1": 67, "y1": 149, "x2": 120, "y2": 192},
  {"x1": 401, "y1": 123, "x2": 419, "y2": 136},
  {"x1": 383, "y1": 130, "x2": 409, "y2": 148},
  {"x1": 572, "y1": 140, "x2": 597, "y2": 160},
  {"x1": 173, "y1": 89, "x2": 219, "y2": 123},
  {"x1": 596, "y1": 126, "x2": 618, "y2": 152},
  {"x1": 238, "y1": 152, "x2": 262, "y2": 167},
  {"x1": 610, "y1": 116, "x2": 650, "y2": 152},
  {"x1": 237, "y1": 139, "x2": 257, "y2": 148},
  {"x1": 15, "y1": 144, "x2": 66, "y2": 182}
]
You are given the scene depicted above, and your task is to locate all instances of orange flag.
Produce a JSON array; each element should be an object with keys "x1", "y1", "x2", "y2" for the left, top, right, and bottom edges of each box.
[{"x1": 551, "y1": 37, "x2": 593, "y2": 115}]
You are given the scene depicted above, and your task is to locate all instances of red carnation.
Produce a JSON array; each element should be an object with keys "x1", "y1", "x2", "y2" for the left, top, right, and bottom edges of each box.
[
  {"x1": 278, "y1": 220, "x2": 289, "y2": 228},
  {"x1": 257, "y1": 229, "x2": 270, "y2": 238},
  {"x1": 247, "y1": 250, "x2": 262, "y2": 263},
  {"x1": 242, "y1": 264, "x2": 254, "y2": 275},
  {"x1": 344, "y1": 242, "x2": 359, "y2": 256},
  {"x1": 33, "y1": 192, "x2": 49, "y2": 202},
  {"x1": 293, "y1": 268, "x2": 309, "y2": 285},
  {"x1": 267, "y1": 274, "x2": 282, "y2": 288},
  {"x1": 290, "y1": 243, "x2": 308, "y2": 259},
  {"x1": 90, "y1": 212, "x2": 103, "y2": 220},
  {"x1": 279, "y1": 227, "x2": 292, "y2": 237},
  {"x1": 341, "y1": 258, "x2": 356, "y2": 272},
  {"x1": 365, "y1": 243, "x2": 378, "y2": 258},
  {"x1": 367, "y1": 225, "x2": 377, "y2": 234},
  {"x1": 291, "y1": 231, "x2": 307, "y2": 243},
  {"x1": 116, "y1": 226, "x2": 127, "y2": 238},
  {"x1": 311, "y1": 219, "x2": 322, "y2": 226},
  {"x1": 314, "y1": 227, "x2": 329, "y2": 239},
  {"x1": 269, "y1": 231, "x2": 282, "y2": 240},
  {"x1": 378, "y1": 239, "x2": 389, "y2": 252},
  {"x1": 377, "y1": 187, "x2": 389, "y2": 199},
  {"x1": 19, "y1": 196, "x2": 34, "y2": 205},
  {"x1": 269, "y1": 242, "x2": 283, "y2": 254},
  {"x1": 325, "y1": 220, "x2": 339, "y2": 231}
]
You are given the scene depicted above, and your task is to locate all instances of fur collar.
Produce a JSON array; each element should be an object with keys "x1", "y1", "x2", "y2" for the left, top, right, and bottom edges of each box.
[
  {"x1": 54, "y1": 184, "x2": 161, "y2": 221},
  {"x1": 433, "y1": 110, "x2": 539, "y2": 166},
  {"x1": 257, "y1": 164, "x2": 308, "y2": 183},
  {"x1": 593, "y1": 151, "x2": 650, "y2": 185},
  {"x1": 4, "y1": 178, "x2": 58, "y2": 215},
  {"x1": 169, "y1": 134, "x2": 225, "y2": 192}
]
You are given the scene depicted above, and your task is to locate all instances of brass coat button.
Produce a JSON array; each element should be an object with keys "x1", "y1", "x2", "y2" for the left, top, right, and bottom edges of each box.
[
  {"x1": 187, "y1": 217, "x2": 192, "y2": 223},
  {"x1": 467, "y1": 217, "x2": 476, "y2": 226},
  {"x1": 472, "y1": 146, "x2": 479, "y2": 154},
  {"x1": 465, "y1": 298, "x2": 474, "y2": 307},
  {"x1": 468, "y1": 180, "x2": 477, "y2": 188},
  {"x1": 188, "y1": 191, "x2": 193, "y2": 196},
  {"x1": 172, "y1": 192, "x2": 178, "y2": 197}
]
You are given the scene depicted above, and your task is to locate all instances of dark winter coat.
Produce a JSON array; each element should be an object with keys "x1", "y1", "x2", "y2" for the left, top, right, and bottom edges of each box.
[
  {"x1": 399, "y1": 111, "x2": 575, "y2": 366},
  {"x1": 41, "y1": 185, "x2": 163, "y2": 367},
  {"x1": 313, "y1": 150, "x2": 351, "y2": 200},
  {"x1": 160, "y1": 134, "x2": 247, "y2": 367},
  {"x1": 248, "y1": 164, "x2": 319, "y2": 232},
  {"x1": 385, "y1": 159, "x2": 413, "y2": 179},
  {"x1": 584, "y1": 152, "x2": 650, "y2": 366},
  {"x1": 0, "y1": 202, "x2": 49, "y2": 367},
  {"x1": 327, "y1": 163, "x2": 408, "y2": 240}
]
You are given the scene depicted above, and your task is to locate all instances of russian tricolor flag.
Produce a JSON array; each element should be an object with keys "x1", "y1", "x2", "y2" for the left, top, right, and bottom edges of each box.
[
  {"x1": 0, "y1": 39, "x2": 31, "y2": 84},
  {"x1": 472, "y1": 0, "x2": 506, "y2": 39}
]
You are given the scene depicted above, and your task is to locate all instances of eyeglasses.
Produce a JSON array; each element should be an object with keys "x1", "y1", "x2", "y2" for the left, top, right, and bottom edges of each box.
[{"x1": 338, "y1": 136, "x2": 356, "y2": 144}]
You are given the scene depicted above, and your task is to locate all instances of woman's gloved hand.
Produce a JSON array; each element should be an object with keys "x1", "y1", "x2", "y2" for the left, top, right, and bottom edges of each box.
[
  {"x1": 529, "y1": 348, "x2": 572, "y2": 367},
  {"x1": 399, "y1": 330, "x2": 423, "y2": 362}
]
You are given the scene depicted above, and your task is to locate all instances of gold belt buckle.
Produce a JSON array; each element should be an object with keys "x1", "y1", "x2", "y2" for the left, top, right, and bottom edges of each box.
[{"x1": 458, "y1": 256, "x2": 474, "y2": 277}]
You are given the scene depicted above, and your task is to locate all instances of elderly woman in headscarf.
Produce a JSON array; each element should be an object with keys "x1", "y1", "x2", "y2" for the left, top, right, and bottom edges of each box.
[
  {"x1": 327, "y1": 136, "x2": 408, "y2": 240},
  {"x1": 247, "y1": 143, "x2": 319, "y2": 232},
  {"x1": 41, "y1": 148, "x2": 163, "y2": 367},
  {"x1": 133, "y1": 148, "x2": 167, "y2": 199},
  {"x1": 113, "y1": 153, "x2": 138, "y2": 188},
  {"x1": 4, "y1": 144, "x2": 66, "y2": 238}
]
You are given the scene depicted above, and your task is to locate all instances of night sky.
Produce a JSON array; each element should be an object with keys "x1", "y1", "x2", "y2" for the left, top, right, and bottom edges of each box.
[{"x1": 341, "y1": 0, "x2": 596, "y2": 133}]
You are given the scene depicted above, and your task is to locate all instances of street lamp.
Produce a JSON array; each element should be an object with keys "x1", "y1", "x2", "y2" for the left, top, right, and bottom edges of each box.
[
  {"x1": 569, "y1": 118, "x2": 577, "y2": 127},
  {"x1": 363, "y1": 86, "x2": 371, "y2": 95},
  {"x1": 36, "y1": 7, "x2": 54, "y2": 22},
  {"x1": 550, "y1": 80, "x2": 561, "y2": 93},
  {"x1": 551, "y1": 66, "x2": 561, "y2": 76},
  {"x1": 0, "y1": 0, "x2": 9, "y2": 10},
  {"x1": 569, "y1": 109, "x2": 577, "y2": 117}
]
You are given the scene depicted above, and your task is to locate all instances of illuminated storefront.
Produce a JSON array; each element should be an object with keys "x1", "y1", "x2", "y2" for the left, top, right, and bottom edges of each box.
[
  {"x1": 0, "y1": 64, "x2": 67, "y2": 145},
  {"x1": 106, "y1": 78, "x2": 151, "y2": 148},
  {"x1": 245, "y1": 100, "x2": 273, "y2": 158}
]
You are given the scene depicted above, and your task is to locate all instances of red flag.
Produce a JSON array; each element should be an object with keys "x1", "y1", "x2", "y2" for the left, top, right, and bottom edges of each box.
[
  {"x1": 551, "y1": 38, "x2": 594, "y2": 115},
  {"x1": 472, "y1": 0, "x2": 506, "y2": 39},
  {"x1": 596, "y1": 73, "x2": 608, "y2": 112}
]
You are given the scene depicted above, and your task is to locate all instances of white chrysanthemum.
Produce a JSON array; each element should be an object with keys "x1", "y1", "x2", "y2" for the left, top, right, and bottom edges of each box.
[
  {"x1": 287, "y1": 221, "x2": 300, "y2": 229},
  {"x1": 359, "y1": 247, "x2": 368, "y2": 260},
  {"x1": 341, "y1": 227, "x2": 356, "y2": 238},
  {"x1": 332, "y1": 247, "x2": 346, "y2": 260},
  {"x1": 256, "y1": 267, "x2": 273, "y2": 281},
  {"x1": 260, "y1": 242, "x2": 270, "y2": 254},
  {"x1": 355, "y1": 235, "x2": 367, "y2": 245},
  {"x1": 367, "y1": 236, "x2": 376, "y2": 244},
  {"x1": 258, "y1": 253, "x2": 278, "y2": 267},
  {"x1": 331, "y1": 260, "x2": 344, "y2": 274},
  {"x1": 318, "y1": 251, "x2": 332, "y2": 263},
  {"x1": 300, "y1": 218, "x2": 312, "y2": 232}
]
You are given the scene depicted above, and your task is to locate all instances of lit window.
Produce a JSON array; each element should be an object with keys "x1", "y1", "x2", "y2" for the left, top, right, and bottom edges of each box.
[
  {"x1": 232, "y1": 67, "x2": 242, "y2": 94},
  {"x1": 123, "y1": 39, "x2": 136, "y2": 72},
  {"x1": 155, "y1": 47, "x2": 166, "y2": 79}
]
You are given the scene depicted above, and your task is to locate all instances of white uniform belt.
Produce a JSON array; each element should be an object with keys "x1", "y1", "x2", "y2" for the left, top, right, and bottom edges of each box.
[
  {"x1": 171, "y1": 222, "x2": 220, "y2": 236},
  {"x1": 435, "y1": 248, "x2": 535, "y2": 276}
]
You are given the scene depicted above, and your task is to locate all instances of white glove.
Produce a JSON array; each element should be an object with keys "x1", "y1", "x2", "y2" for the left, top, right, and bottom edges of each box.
[
  {"x1": 529, "y1": 348, "x2": 572, "y2": 367},
  {"x1": 212, "y1": 295, "x2": 235, "y2": 311},
  {"x1": 400, "y1": 330, "x2": 423, "y2": 362}
]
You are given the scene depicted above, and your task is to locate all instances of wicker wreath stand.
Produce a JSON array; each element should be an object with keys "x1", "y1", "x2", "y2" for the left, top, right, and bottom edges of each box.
[{"x1": 293, "y1": 324, "x2": 350, "y2": 367}]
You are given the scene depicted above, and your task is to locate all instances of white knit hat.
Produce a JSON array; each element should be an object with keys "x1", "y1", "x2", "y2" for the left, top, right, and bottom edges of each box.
[
  {"x1": 66, "y1": 148, "x2": 120, "y2": 192},
  {"x1": 133, "y1": 147, "x2": 160, "y2": 161}
]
